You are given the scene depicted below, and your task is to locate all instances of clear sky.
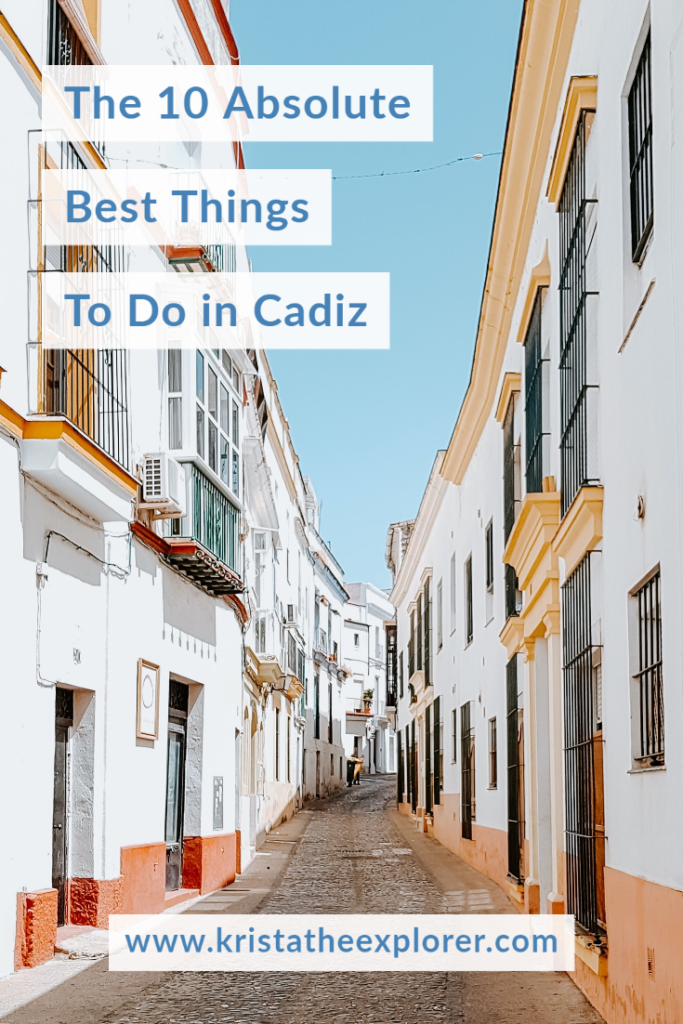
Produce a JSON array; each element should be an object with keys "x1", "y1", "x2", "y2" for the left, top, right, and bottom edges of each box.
[{"x1": 231, "y1": 0, "x2": 525, "y2": 589}]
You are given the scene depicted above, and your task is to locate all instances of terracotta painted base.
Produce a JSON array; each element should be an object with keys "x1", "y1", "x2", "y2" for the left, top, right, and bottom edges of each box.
[
  {"x1": 432, "y1": 794, "x2": 509, "y2": 892},
  {"x1": 570, "y1": 867, "x2": 683, "y2": 1024},
  {"x1": 120, "y1": 842, "x2": 166, "y2": 914},
  {"x1": 14, "y1": 889, "x2": 58, "y2": 970},
  {"x1": 182, "y1": 833, "x2": 237, "y2": 894},
  {"x1": 69, "y1": 877, "x2": 123, "y2": 927}
]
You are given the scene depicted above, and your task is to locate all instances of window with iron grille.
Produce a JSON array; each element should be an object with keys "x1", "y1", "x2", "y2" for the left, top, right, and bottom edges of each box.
[
  {"x1": 524, "y1": 289, "x2": 547, "y2": 493},
  {"x1": 485, "y1": 521, "x2": 494, "y2": 592},
  {"x1": 399, "y1": 650, "x2": 404, "y2": 699},
  {"x1": 465, "y1": 555, "x2": 473, "y2": 645},
  {"x1": 47, "y1": 0, "x2": 91, "y2": 66},
  {"x1": 460, "y1": 701, "x2": 475, "y2": 838},
  {"x1": 314, "y1": 674, "x2": 320, "y2": 739},
  {"x1": 423, "y1": 578, "x2": 431, "y2": 685},
  {"x1": 488, "y1": 717, "x2": 497, "y2": 789},
  {"x1": 503, "y1": 394, "x2": 520, "y2": 541},
  {"x1": 451, "y1": 707, "x2": 457, "y2": 763},
  {"x1": 559, "y1": 110, "x2": 599, "y2": 516},
  {"x1": 562, "y1": 553, "x2": 605, "y2": 935},
  {"x1": 416, "y1": 594, "x2": 423, "y2": 671},
  {"x1": 328, "y1": 681, "x2": 333, "y2": 743},
  {"x1": 408, "y1": 610, "x2": 415, "y2": 677},
  {"x1": 425, "y1": 703, "x2": 433, "y2": 815},
  {"x1": 275, "y1": 707, "x2": 280, "y2": 781},
  {"x1": 631, "y1": 569, "x2": 664, "y2": 765},
  {"x1": 397, "y1": 731, "x2": 404, "y2": 802},
  {"x1": 505, "y1": 563, "x2": 521, "y2": 621},
  {"x1": 434, "y1": 695, "x2": 442, "y2": 801},
  {"x1": 628, "y1": 34, "x2": 653, "y2": 262},
  {"x1": 506, "y1": 657, "x2": 524, "y2": 883}
]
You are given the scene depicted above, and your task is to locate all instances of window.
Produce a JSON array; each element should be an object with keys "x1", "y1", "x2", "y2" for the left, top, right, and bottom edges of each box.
[
  {"x1": 465, "y1": 555, "x2": 473, "y2": 645},
  {"x1": 168, "y1": 350, "x2": 183, "y2": 449},
  {"x1": 275, "y1": 707, "x2": 280, "y2": 781},
  {"x1": 451, "y1": 707, "x2": 457, "y2": 763},
  {"x1": 354, "y1": 633, "x2": 359, "y2": 647},
  {"x1": 460, "y1": 701, "x2": 475, "y2": 838},
  {"x1": 524, "y1": 290, "x2": 547, "y2": 493},
  {"x1": 314, "y1": 675, "x2": 320, "y2": 739},
  {"x1": 485, "y1": 521, "x2": 494, "y2": 592},
  {"x1": 507, "y1": 657, "x2": 525, "y2": 883},
  {"x1": 628, "y1": 33, "x2": 653, "y2": 262},
  {"x1": 254, "y1": 532, "x2": 266, "y2": 608},
  {"x1": 287, "y1": 717, "x2": 291, "y2": 782},
  {"x1": 399, "y1": 651, "x2": 404, "y2": 699},
  {"x1": 254, "y1": 612, "x2": 266, "y2": 654},
  {"x1": 408, "y1": 610, "x2": 415, "y2": 676},
  {"x1": 195, "y1": 351, "x2": 239, "y2": 488},
  {"x1": 328, "y1": 681, "x2": 333, "y2": 743},
  {"x1": 423, "y1": 578, "x2": 431, "y2": 686},
  {"x1": 562, "y1": 553, "x2": 605, "y2": 935},
  {"x1": 416, "y1": 594, "x2": 423, "y2": 671},
  {"x1": 450, "y1": 552, "x2": 456, "y2": 633},
  {"x1": 631, "y1": 568, "x2": 663, "y2": 765},
  {"x1": 488, "y1": 718, "x2": 497, "y2": 789},
  {"x1": 559, "y1": 109, "x2": 598, "y2": 515},
  {"x1": 503, "y1": 393, "x2": 522, "y2": 620},
  {"x1": 436, "y1": 579, "x2": 443, "y2": 650}
]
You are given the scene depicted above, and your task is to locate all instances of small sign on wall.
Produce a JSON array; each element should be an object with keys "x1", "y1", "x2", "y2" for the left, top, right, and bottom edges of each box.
[
  {"x1": 137, "y1": 659, "x2": 160, "y2": 740},
  {"x1": 213, "y1": 776, "x2": 224, "y2": 831}
]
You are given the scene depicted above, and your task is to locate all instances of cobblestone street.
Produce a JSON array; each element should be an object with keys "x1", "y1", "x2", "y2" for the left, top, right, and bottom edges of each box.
[{"x1": 2, "y1": 777, "x2": 603, "y2": 1024}]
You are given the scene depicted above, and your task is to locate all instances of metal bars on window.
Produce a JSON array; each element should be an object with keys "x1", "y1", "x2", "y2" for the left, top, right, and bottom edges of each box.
[
  {"x1": 465, "y1": 556, "x2": 473, "y2": 644},
  {"x1": 386, "y1": 623, "x2": 397, "y2": 708},
  {"x1": 503, "y1": 394, "x2": 519, "y2": 541},
  {"x1": 485, "y1": 521, "x2": 494, "y2": 592},
  {"x1": 460, "y1": 701, "x2": 474, "y2": 840},
  {"x1": 634, "y1": 570, "x2": 664, "y2": 763},
  {"x1": 433, "y1": 695, "x2": 442, "y2": 804},
  {"x1": 562, "y1": 553, "x2": 600, "y2": 935},
  {"x1": 189, "y1": 464, "x2": 240, "y2": 573},
  {"x1": 425, "y1": 704, "x2": 432, "y2": 816},
  {"x1": 506, "y1": 657, "x2": 524, "y2": 883},
  {"x1": 559, "y1": 111, "x2": 598, "y2": 516},
  {"x1": 628, "y1": 34, "x2": 653, "y2": 262},
  {"x1": 47, "y1": 0, "x2": 91, "y2": 66},
  {"x1": 524, "y1": 290, "x2": 546, "y2": 493}
]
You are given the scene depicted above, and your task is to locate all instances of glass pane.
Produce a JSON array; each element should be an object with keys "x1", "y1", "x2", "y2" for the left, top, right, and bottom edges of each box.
[
  {"x1": 196, "y1": 351, "x2": 204, "y2": 402},
  {"x1": 165, "y1": 732, "x2": 184, "y2": 843},
  {"x1": 208, "y1": 420, "x2": 217, "y2": 473},
  {"x1": 208, "y1": 367, "x2": 217, "y2": 419},
  {"x1": 168, "y1": 349, "x2": 182, "y2": 393},
  {"x1": 232, "y1": 449, "x2": 239, "y2": 496},
  {"x1": 220, "y1": 436, "x2": 229, "y2": 485},
  {"x1": 196, "y1": 405, "x2": 204, "y2": 458},
  {"x1": 222, "y1": 350, "x2": 232, "y2": 377},
  {"x1": 169, "y1": 396, "x2": 182, "y2": 449},
  {"x1": 233, "y1": 367, "x2": 240, "y2": 393},
  {"x1": 220, "y1": 383, "x2": 229, "y2": 434},
  {"x1": 232, "y1": 400, "x2": 239, "y2": 447}
]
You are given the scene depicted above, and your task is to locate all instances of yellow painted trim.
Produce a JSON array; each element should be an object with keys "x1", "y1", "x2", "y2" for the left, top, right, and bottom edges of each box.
[
  {"x1": 440, "y1": 0, "x2": 582, "y2": 485},
  {"x1": 499, "y1": 615, "x2": 524, "y2": 660},
  {"x1": 495, "y1": 373, "x2": 521, "y2": 425},
  {"x1": 553, "y1": 487, "x2": 604, "y2": 576},
  {"x1": 0, "y1": 399, "x2": 24, "y2": 439},
  {"x1": 0, "y1": 12, "x2": 41, "y2": 90},
  {"x1": 504, "y1": 491, "x2": 561, "y2": 590},
  {"x1": 575, "y1": 935, "x2": 608, "y2": 977},
  {"x1": 517, "y1": 245, "x2": 551, "y2": 344},
  {"x1": 547, "y1": 76, "x2": 598, "y2": 207},
  {"x1": 24, "y1": 417, "x2": 138, "y2": 494}
]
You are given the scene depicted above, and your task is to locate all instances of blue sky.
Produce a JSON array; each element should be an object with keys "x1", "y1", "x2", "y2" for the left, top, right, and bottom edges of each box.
[{"x1": 231, "y1": 0, "x2": 524, "y2": 589}]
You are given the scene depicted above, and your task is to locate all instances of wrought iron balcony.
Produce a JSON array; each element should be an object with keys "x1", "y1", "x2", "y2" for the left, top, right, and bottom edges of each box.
[{"x1": 167, "y1": 464, "x2": 242, "y2": 595}]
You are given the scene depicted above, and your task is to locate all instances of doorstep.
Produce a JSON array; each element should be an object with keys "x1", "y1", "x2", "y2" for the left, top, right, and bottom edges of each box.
[
  {"x1": 164, "y1": 887, "x2": 200, "y2": 909},
  {"x1": 55, "y1": 925, "x2": 109, "y2": 959}
]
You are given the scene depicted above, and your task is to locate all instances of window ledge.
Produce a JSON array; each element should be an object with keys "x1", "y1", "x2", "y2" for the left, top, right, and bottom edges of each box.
[{"x1": 628, "y1": 764, "x2": 666, "y2": 774}]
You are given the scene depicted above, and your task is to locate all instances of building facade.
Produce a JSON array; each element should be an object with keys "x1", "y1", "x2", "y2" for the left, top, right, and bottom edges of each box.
[
  {"x1": 390, "y1": 1, "x2": 683, "y2": 1022},
  {"x1": 0, "y1": 0, "x2": 385, "y2": 980}
]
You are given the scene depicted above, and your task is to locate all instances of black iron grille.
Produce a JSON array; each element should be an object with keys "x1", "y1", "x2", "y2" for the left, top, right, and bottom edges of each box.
[
  {"x1": 169, "y1": 679, "x2": 189, "y2": 715},
  {"x1": 55, "y1": 686, "x2": 74, "y2": 723},
  {"x1": 47, "y1": 0, "x2": 91, "y2": 65},
  {"x1": 559, "y1": 110, "x2": 598, "y2": 516},
  {"x1": 628, "y1": 34, "x2": 653, "y2": 262},
  {"x1": 460, "y1": 701, "x2": 474, "y2": 840},
  {"x1": 634, "y1": 569, "x2": 664, "y2": 763},
  {"x1": 506, "y1": 657, "x2": 524, "y2": 883},
  {"x1": 562, "y1": 553, "x2": 600, "y2": 934},
  {"x1": 524, "y1": 290, "x2": 546, "y2": 493}
]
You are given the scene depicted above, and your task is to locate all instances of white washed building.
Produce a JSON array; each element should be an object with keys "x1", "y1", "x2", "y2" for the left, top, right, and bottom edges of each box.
[{"x1": 390, "y1": 1, "x2": 683, "y2": 1022}]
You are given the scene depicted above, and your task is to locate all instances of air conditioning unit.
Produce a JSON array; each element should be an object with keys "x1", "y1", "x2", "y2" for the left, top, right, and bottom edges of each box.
[{"x1": 139, "y1": 453, "x2": 186, "y2": 517}]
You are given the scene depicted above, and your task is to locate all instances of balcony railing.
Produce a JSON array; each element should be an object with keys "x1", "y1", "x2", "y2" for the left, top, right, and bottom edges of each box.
[
  {"x1": 44, "y1": 349, "x2": 130, "y2": 469},
  {"x1": 168, "y1": 464, "x2": 241, "y2": 595}
]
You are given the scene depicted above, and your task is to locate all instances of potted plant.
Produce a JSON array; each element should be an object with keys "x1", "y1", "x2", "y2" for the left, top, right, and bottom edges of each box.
[{"x1": 362, "y1": 688, "x2": 374, "y2": 713}]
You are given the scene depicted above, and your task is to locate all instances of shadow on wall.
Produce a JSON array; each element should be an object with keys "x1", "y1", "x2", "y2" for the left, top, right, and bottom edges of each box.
[
  {"x1": 23, "y1": 480, "x2": 104, "y2": 587},
  {"x1": 162, "y1": 564, "x2": 217, "y2": 646}
]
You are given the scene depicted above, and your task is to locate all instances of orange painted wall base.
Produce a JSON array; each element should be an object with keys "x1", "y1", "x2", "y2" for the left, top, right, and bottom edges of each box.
[
  {"x1": 571, "y1": 867, "x2": 683, "y2": 1024},
  {"x1": 120, "y1": 842, "x2": 166, "y2": 914},
  {"x1": 69, "y1": 877, "x2": 123, "y2": 927},
  {"x1": 433, "y1": 794, "x2": 510, "y2": 893},
  {"x1": 14, "y1": 889, "x2": 58, "y2": 970},
  {"x1": 182, "y1": 833, "x2": 237, "y2": 894}
]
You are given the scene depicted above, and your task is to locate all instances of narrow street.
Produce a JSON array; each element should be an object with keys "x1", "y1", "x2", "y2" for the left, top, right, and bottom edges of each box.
[{"x1": 2, "y1": 777, "x2": 602, "y2": 1024}]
